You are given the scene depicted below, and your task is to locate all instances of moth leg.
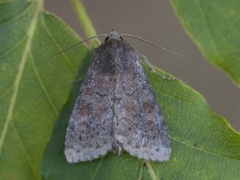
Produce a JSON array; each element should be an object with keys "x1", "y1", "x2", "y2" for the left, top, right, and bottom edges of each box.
[{"x1": 137, "y1": 52, "x2": 178, "y2": 81}]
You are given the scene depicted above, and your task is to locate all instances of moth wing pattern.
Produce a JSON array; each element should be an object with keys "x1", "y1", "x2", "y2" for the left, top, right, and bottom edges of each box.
[
  {"x1": 64, "y1": 30, "x2": 171, "y2": 163},
  {"x1": 64, "y1": 47, "x2": 115, "y2": 163},
  {"x1": 113, "y1": 40, "x2": 171, "y2": 161}
]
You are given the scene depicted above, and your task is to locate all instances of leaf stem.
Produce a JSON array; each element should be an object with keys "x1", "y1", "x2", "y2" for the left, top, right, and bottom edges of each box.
[
  {"x1": 70, "y1": 0, "x2": 100, "y2": 47},
  {"x1": 145, "y1": 161, "x2": 158, "y2": 180}
]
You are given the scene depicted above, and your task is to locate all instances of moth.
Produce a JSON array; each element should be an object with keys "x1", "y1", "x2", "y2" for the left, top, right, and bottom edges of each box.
[{"x1": 64, "y1": 30, "x2": 171, "y2": 163}]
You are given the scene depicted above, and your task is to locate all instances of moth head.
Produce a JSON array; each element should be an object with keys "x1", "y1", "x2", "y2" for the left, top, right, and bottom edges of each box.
[{"x1": 105, "y1": 29, "x2": 123, "y2": 42}]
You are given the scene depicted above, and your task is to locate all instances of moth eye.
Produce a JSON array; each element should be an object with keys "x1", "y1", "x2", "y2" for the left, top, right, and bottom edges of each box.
[
  {"x1": 119, "y1": 36, "x2": 123, "y2": 41},
  {"x1": 105, "y1": 37, "x2": 109, "y2": 42}
]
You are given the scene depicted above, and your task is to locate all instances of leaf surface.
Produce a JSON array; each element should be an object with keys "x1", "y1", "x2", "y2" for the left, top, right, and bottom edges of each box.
[
  {"x1": 0, "y1": 1, "x2": 88, "y2": 179},
  {"x1": 172, "y1": 0, "x2": 240, "y2": 86}
]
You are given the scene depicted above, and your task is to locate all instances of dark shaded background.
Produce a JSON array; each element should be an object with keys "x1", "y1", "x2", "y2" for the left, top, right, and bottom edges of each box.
[{"x1": 45, "y1": 0, "x2": 240, "y2": 131}]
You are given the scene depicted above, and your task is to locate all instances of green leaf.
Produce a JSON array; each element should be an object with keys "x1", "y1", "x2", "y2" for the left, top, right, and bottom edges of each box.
[
  {"x1": 1, "y1": 1, "x2": 240, "y2": 180},
  {"x1": 171, "y1": 0, "x2": 240, "y2": 86},
  {"x1": 0, "y1": 1, "x2": 89, "y2": 179},
  {"x1": 41, "y1": 67, "x2": 240, "y2": 179}
]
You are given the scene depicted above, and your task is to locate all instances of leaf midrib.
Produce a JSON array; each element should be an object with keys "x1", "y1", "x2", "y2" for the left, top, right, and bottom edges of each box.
[{"x1": 0, "y1": 1, "x2": 43, "y2": 179}]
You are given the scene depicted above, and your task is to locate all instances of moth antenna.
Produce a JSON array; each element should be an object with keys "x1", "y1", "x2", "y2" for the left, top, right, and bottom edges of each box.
[
  {"x1": 121, "y1": 34, "x2": 183, "y2": 58},
  {"x1": 47, "y1": 34, "x2": 107, "y2": 58}
]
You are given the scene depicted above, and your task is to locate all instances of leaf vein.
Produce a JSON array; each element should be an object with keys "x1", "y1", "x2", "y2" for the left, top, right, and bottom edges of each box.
[
  {"x1": 29, "y1": 52, "x2": 58, "y2": 115},
  {"x1": 0, "y1": 1, "x2": 41, "y2": 158},
  {"x1": 40, "y1": 14, "x2": 78, "y2": 73}
]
